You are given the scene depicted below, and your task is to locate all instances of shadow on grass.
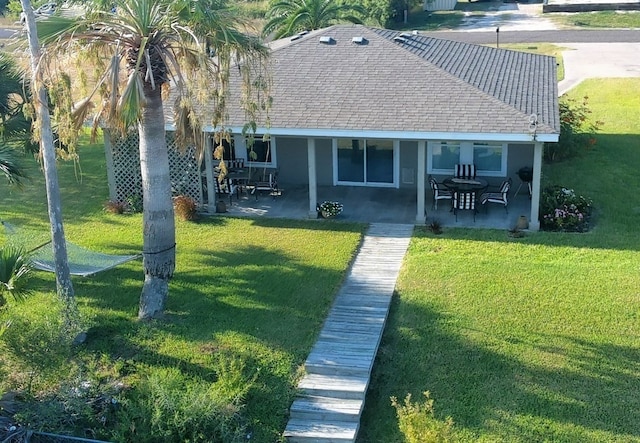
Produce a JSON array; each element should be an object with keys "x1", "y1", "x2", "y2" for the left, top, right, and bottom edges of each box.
[{"x1": 360, "y1": 296, "x2": 640, "y2": 442}]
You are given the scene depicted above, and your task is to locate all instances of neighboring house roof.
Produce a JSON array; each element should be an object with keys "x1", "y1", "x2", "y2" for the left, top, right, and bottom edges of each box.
[{"x1": 193, "y1": 24, "x2": 559, "y2": 142}]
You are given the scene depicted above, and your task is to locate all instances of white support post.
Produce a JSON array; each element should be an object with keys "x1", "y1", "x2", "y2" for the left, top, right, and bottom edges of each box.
[
  {"x1": 308, "y1": 138, "x2": 318, "y2": 219},
  {"x1": 416, "y1": 141, "x2": 426, "y2": 224},
  {"x1": 204, "y1": 134, "x2": 216, "y2": 214},
  {"x1": 103, "y1": 129, "x2": 117, "y2": 202},
  {"x1": 529, "y1": 142, "x2": 543, "y2": 231}
]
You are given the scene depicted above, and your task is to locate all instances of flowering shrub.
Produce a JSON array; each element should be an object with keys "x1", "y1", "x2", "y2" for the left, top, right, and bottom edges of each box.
[
  {"x1": 317, "y1": 201, "x2": 343, "y2": 218},
  {"x1": 544, "y1": 96, "x2": 603, "y2": 162},
  {"x1": 540, "y1": 186, "x2": 592, "y2": 232}
]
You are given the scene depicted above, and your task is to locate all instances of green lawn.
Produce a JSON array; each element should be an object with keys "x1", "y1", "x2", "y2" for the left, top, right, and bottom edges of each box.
[
  {"x1": 0, "y1": 143, "x2": 366, "y2": 441},
  {"x1": 2, "y1": 76, "x2": 640, "y2": 441},
  {"x1": 359, "y1": 79, "x2": 640, "y2": 442}
]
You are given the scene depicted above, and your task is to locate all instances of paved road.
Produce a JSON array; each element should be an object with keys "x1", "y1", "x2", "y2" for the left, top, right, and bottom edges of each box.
[{"x1": 422, "y1": 29, "x2": 640, "y2": 44}]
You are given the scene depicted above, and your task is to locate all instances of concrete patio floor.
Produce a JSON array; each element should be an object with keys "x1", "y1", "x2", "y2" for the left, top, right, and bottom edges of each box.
[{"x1": 206, "y1": 184, "x2": 535, "y2": 230}]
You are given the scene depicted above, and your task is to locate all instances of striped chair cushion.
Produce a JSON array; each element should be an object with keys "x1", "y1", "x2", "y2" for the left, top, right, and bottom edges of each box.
[{"x1": 455, "y1": 164, "x2": 476, "y2": 179}]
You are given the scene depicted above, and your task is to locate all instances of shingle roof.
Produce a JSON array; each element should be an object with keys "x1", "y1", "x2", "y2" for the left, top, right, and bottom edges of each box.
[{"x1": 203, "y1": 25, "x2": 559, "y2": 140}]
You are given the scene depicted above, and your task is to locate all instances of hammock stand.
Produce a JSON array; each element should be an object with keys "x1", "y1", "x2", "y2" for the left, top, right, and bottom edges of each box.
[{"x1": 2, "y1": 221, "x2": 141, "y2": 277}]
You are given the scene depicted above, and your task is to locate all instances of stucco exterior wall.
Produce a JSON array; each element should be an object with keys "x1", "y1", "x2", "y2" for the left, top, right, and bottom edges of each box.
[{"x1": 399, "y1": 141, "x2": 418, "y2": 189}]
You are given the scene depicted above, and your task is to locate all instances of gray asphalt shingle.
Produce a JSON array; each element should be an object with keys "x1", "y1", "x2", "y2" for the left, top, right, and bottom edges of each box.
[{"x1": 195, "y1": 25, "x2": 559, "y2": 138}]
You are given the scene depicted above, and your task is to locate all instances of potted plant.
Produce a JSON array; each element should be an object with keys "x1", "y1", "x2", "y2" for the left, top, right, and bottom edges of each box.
[{"x1": 317, "y1": 201, "x2": 343, "y2": 219}]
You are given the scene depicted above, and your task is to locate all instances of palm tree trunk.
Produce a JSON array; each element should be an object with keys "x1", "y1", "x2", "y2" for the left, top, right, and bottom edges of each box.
[
  {"x1": 138, "y1": 84, "x2": 176, "y2": 320},
  {"x1": 20, "y1": 0, "x2": 75, "y2": 303}
]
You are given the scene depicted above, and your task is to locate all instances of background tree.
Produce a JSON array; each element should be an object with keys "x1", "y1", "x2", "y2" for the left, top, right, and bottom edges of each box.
[
  {"x1": 263, "y1": 0, "x2": 365, "y2": 39},
  {"x1": 37, "y1": 0, "x2": 270, "y2": 319}
]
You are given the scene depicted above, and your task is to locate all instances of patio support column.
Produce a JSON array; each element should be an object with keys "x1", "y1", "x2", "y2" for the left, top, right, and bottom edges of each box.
[
  {"x1": 416, "y1": 140, "x2": 426, "y2": 224},
  {"x1": 529, "y1": 141, "x2": 543, "y2": 231},
  {"x1": 204, "y1": 134, "x2": 216, "y2": 214},
  {"x1": 307, "y1": 138, "x2": 318, "y2": 219},
  {"x1": 103, "y1": 129, "x2": 117, "y2": 202}
]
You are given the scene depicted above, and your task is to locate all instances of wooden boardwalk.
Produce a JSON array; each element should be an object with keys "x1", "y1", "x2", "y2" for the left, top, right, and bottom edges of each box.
[{"x1": 284, "y1": 223, "x2": 414, "y2": 442}]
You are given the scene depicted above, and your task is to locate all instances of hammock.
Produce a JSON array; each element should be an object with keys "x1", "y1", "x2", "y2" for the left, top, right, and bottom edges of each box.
[{"x1": 2, "y1": 221, "x2": 141, "y2": 277}]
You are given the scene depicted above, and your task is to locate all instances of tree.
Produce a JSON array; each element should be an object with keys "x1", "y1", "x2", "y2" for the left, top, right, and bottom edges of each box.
[
  {"x1": 19, "y1": 0, "x2": 76, "y2": 310},
  {"x1": 36, "y1": 0, "x2": 270, "y2": 319},
  {"x1": 263, "y1": 0, "x2": 365, "y2": 39},
  {"x1": 0, "y1": 53, "x2": 31, "y2": 186}
]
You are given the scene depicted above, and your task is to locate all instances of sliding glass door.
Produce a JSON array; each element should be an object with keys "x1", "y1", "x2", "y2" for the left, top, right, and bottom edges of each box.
[{"x1": 336, "y1": 138, "x2": 395, "y2": 186}]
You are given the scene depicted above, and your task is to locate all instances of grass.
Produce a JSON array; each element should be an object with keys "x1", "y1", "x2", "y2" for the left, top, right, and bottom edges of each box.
[
  {"x1": 358, "y1": 79, "x2": 640, "y2": 442},
  {"x1": 393, "y1": 2, "x2": 640, "y2": 31},
  {"x1": 551, "y1": 10, "x2": 640, "y2": 29},
  {"x1": 0, "y1": 142, "x2": 366, "y2": 441}
]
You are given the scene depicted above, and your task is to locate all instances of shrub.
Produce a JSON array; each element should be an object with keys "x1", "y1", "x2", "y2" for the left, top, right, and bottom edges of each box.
[
  {"x1": 103, "y1": 200, "x2": 127, "y2": 214},
  {"x1": 0, "y1": 245, "x2": 31, "y2": 308},
  {"x1": 540, "y1": 186, "x2": 593, "y2": 232},
  {"x1": 544, "y1": 96, "x2": 603, "y2": 162},
  {"x1": 173, "y1": 195, "x2": 198, "y2": 221},
  {"x1": 391, "y1": 391, "x2": 457, "y2": 443},
  {"x1": 112, "y1": 360, "x2": 254, "y2": 443},
  {"x1": 317, "y1": 201, "x2": 343, "y2": 218}
]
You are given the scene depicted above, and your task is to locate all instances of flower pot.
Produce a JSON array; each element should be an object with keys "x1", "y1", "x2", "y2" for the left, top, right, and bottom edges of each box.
[{"x1": 516, "y1": 215, "x2": 529, "y2": 230}]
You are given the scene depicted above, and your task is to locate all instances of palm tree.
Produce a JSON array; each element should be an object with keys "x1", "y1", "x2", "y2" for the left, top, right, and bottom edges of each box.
[
  {"x1": 37, "y1": 0, "x2": 270, "y2": 319},
  {"x1": 0, "y1": 54, "x2": 30, "y2": 187},
  {"x1": 263, "y1": 0, "x2": 365, "y2": 39}
]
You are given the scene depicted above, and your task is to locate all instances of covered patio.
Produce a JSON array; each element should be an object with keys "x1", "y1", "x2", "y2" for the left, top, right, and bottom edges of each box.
[{"x1": 212, "y1": 184, "x2": 534, "y2": 230}]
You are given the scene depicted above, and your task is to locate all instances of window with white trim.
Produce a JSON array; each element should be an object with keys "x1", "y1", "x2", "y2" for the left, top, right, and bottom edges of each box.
[
  {"x1": 428, "y1": 141, "x2": 507, "y2": 176},
  {"x1": 246, "y1": 135, "x2": 276, "y2": 168}
]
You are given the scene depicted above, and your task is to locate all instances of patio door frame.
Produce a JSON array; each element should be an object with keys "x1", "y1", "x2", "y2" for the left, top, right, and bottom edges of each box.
[{"x1": 332, "y1": 138, "x2": 400, "y2": 188}]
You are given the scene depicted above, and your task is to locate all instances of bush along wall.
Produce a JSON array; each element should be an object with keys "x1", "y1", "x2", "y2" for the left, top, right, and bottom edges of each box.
[{"x1": 540, "y1": 186, "x2": 593, "y2": 232}]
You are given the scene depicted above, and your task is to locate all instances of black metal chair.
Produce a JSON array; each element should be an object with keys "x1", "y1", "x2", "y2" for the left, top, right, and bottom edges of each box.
[
  {"x1": 480, "y1": 178, "x2": 512, "y2": 213},
  {"x1": 428, "y1": 176, "x2": 452, "y2": 210},
  {"x1": 453, "y1": 191, "x2": 476, "y2": 221},
  {"x1": 214, "y1": 176, "x2": 237, "y2": 205}
]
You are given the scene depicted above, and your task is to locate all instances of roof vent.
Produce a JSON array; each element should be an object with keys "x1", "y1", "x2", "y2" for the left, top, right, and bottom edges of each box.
[
  {"x1": 412, "y1": 30, "x2": 419, "y2": 35},
  {"x1": 291, "y1": 30, "x2": 309, "y2": 41},
  {"x1": 400, "y1": 32, "x2": 413, "y2": 38},
  {"x1": 393, "y1": 36, "x2": 407, "y2": 44},
  {"x1": 319, "y1": 36, "x2": 334, "y2": 44},
  {"x1": 352, "y1": 36, "x2": 367, "y2": 44}
]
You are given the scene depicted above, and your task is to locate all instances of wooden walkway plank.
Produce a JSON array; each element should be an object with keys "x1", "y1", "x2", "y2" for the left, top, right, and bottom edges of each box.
[{"x1": 284, "y1": 223, "x2": 413, "y2": 443}]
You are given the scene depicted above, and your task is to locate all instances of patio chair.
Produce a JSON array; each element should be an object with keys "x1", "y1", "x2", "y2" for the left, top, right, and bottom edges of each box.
[
  {"x1": 453, "y1": 191, "x2": 476, "y2": 221},
  {"x1": 428, "y1": 176, "x2": 452, "y2": 210},
  {"x1": 480, "y1": 178, "x2": 512, "y2": 213},
  {"x1": 214, "y1": 176, "x2": 238, "y2": 205},
  {"x1": 454, "y1": 164, "x2": 476, "y2": 179},
  {"x1": 251, "y1": 171, "x2": 280, "y2": 200}
]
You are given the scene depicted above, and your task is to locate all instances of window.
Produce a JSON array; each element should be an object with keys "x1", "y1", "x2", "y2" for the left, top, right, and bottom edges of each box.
[
  {"x1": 473, "y1": 143, "x2": 504, "y2": 173},
  {"x1": 336, "y1": 138, "x2": 395, "y2": 186},
  {"x1": 430, "y1": 142, "x2": 460, "y2": 172},
  {"x1": 428, "y1": 141, "x2": 507, "y2": 176},
  {"x1": 212, "y1": 136, "x2": 235, "y2": 160},
  {"x1": 246, "y1": 135, "x2": 274, "y2": 166}
]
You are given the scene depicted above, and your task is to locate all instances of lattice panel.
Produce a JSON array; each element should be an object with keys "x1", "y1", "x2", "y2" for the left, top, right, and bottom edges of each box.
[{"x1": 110, "y1": 132, "x2": 203, "y2": 207}]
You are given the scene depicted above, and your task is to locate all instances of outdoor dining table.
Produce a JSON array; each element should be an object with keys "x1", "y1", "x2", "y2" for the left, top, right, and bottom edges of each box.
[{"x1": 443, "y1": 177, "x2": 489, "y2": 193}]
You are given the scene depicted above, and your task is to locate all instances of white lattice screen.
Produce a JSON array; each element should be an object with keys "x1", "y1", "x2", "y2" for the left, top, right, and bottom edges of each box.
[{"x1": 109, "y1": 131, "x2": 203, "y2": 206}]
